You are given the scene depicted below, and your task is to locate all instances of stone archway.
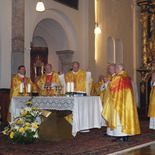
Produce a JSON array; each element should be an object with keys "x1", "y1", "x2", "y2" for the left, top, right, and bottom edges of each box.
[{"x1": 30, "y1": 10, "x2": 79, "y2": 72}]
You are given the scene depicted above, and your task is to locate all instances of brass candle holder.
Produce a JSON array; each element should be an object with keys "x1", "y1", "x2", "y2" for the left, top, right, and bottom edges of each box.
[
  {"x1": 19, "y1": 92, "x2": 23, "y2": 96},
  {"x1": 55, "y1": 85, "x2": 63, "y2": 96},
  {"x1": 27, "y1": 92, "x2": 32, "y2": 96},
  {"x1": 45, "y1": 86, "x2": 51, "y2": 96}
]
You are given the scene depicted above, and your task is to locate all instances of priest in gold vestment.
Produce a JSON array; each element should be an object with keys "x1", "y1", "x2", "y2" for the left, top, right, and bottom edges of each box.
[
  {"x1": 148, "y1": 72, "x2": 155, "y2": 130},
  {"x1": 102, "y1": 64, "x2": 140, "y2": 142},
  {"x1": 99, "y1": 64, "x2": 115, "y2": 107},
  {"x1": 59, "y1": 61, "x2": 93, "y2": 95},
  {"x1": 100, "y1": 64, "x2": 116, "y2": 127},
  {"x1": 91, "y1": 75, "x2": 104, "y2": 96},
  {"x1": 59, "y1": 61, "x2": 93, "y2": 124},
  {"x1": 37, "y1": 64, "x2": 60, "y2": 96},
  {"x1": 10, "y1": 65, "x2": 34, "y2": 99},
  {"x1": 8, "y1": 65, "x2": 34, "y2": 122}
]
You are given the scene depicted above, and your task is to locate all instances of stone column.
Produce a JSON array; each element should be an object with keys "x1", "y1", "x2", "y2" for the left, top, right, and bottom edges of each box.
[
  {"x1": 56, "y1": 50, "x2": 74, "y2": 74},
  {"x1": 11, "y1": 0, "x2": 24, "y2": 75}
]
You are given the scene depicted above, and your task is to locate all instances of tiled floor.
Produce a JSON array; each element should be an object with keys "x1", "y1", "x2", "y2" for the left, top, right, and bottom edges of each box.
[{"x1": 116, "y1": 143, "x2": 155, "y2": 155}]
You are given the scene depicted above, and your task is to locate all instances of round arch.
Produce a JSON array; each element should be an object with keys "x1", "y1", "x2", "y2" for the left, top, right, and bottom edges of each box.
[
  {"x1": 32, "y1": 9, "x2": 79, "y2": 52},
  {"x1": 107, "y1": 37, "x2": 115, "y2": 63},
  {"x1": 115, "y1": 39, "x2": 123, "y2": 64}
]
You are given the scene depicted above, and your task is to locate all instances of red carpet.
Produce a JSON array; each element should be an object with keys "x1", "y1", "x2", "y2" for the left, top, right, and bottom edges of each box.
[{"x1": 0, "y1": 120, "x2": 155, "y2": 155}]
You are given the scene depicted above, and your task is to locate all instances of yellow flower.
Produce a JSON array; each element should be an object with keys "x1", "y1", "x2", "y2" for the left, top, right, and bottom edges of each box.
[
  {"x1": 8, "y1": 129, "x2": 13, "y2": 132},
  {"x1": 19, "y1": 128, "x2": 25, "y2": 133},
  {"x1": 2, "y1": 129, "x2": 8, "y2": 135},
  {"x1": 32, "y1": 108, "x2": 39, "y2": 110},
  {"x1": 22, "y1": 111, "x2": 28, "y2": 115},
  {"x1": 10, "y1": 132, "x2": 15, "y2": 139},
  {"x1": 34, "y1": 122, "x2": 38, "y2": 125},
  {"x1": 17, "y1": 119, "x2": 23, "y2": 124},
  {"x1": 26, "y1": 101, "x2": 32, "y2": 105},
  {"x1": 26, "y1": 115, "x2": 31, "y2": 117},
  {"x1": 25, "y1": 122, "x2": 30, "y2": 126},
  {"x1": 25, "y1": 126, "x2": 30, "y2": 130},
  {"x1": 33, "y1": 124, "x2": 39, "y2": 129}
]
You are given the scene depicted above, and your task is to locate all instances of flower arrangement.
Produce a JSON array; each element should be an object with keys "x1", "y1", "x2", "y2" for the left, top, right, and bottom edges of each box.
[{"x1": 3, "y1": 101, "x2": 42, "y2": 144}]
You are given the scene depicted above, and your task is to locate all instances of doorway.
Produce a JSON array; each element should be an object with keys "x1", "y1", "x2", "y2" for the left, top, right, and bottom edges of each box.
[{"x1": 30, "y1": 47, "x2": 48, "y2": 82}]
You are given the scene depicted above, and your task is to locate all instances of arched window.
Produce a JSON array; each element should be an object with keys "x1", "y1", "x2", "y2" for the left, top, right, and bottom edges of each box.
[
  {"x1": 107, "y1": 37, "x2": 115, "y2": 63},
  {"x1": 115, "y1": 39, "x2": 123, "y2": 64}
]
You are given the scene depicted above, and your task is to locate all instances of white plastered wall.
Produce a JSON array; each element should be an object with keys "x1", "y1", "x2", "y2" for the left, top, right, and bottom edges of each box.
[
  {"x1": 24, "y1": 0, "x2": 91, "y2": 77},
  {"x1": 0, "y1": 0, "x2": 141, "y2": 87},
  {"x1": 94, "y1": 0, "x2": 141, "y2": 82}
]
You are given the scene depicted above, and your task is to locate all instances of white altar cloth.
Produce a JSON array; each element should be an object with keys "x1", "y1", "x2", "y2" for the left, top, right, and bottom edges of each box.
[{"x1": 10, "y1": 96, "x2": 103, "y2": 136}]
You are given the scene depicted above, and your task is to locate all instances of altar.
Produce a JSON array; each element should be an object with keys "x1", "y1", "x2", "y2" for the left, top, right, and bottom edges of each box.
[{"x1": 10, "y1": 96, "x2": 103, "y2": 141}]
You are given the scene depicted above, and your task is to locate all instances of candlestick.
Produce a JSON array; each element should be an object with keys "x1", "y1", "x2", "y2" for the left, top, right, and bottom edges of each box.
[
  {"x1": 27, "y1": 84, "x2": 31, "y2": 93},
  {"x1": 70, "y1": 82, "x2": 74, "y2": 92},
  {"x1": 67, "y1": 82, "x2": 71, "y2": 92},
  {"x1": 41, "y1": 66, "x2": 44, "y2": 74},
  {"x1": 34, "y1": 67, "x2": 37, "y2": 75},
  {"x1": 19, "y1": 83, "x2": 23, "y2": 93},
  {"x1": 46, "y1": 86, "x2": 51, "y2": 96}
]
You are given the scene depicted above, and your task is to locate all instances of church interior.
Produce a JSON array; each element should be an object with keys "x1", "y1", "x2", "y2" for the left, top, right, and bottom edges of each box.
[{"x1": 1, "y1": 0, "x2": 155, "y2": 154}]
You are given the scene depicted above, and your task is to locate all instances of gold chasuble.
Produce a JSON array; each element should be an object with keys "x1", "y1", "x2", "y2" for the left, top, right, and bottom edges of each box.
[
  {"x1": 65, "y1": 69, "x2": 87, "y2": 92},
  {"x1": 148, "y1": 86, "x2": 155, "y2": 117},
  {"x1": 102, "y1": 71, "x2": 140, "y2": 135},
  {"x1": 64, "y1": 69, "x2": 93, "y2": 122},
  {"x1": 10, "y1": 74, "x2": 34, "y2": 99},
  {"x1": 91, "y1": 81, "x2": 103, "y2": 96},
  {"x1": 8, "y1": 74, "x2": 34, "y2": 122},
  {"x1": 37, "y1": 71, "x2": 60, "y2": 96}
]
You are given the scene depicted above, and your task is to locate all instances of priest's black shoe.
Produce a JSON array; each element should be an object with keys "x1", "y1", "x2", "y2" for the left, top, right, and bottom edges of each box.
[
  {"x1": 103, "y1": 133, "x2": 111, "y2": 137},
  {"x1": 112, "y1": 136, "x2": 128, "y2": 142}
]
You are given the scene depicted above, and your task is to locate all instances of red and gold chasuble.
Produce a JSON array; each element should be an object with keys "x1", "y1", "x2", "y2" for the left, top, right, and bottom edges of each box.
[
  {"x1": 10, "y1": 74, "x2": 33, "y2": 99},
  {"x1": 20, "y1": 77, "x2": 27, "y2": 94},
  {"x1": 102, "y1": 71, "x2": 141, "y2": 135},
  {"x1": 21, "y1": 77, "x2": 25, "y2": 82},
  {"x1": 46, "y1": 74, "x2": 53, "y2": 82},
  {"x1": 46, "y1": 74, "x2": 53, "y2": 87},
  {"x1": 37, "y1": 72, "x2": 60, "y2": 96},
  {"x1": 9, "y1": 74, "x2": 34, "y2": 122}
]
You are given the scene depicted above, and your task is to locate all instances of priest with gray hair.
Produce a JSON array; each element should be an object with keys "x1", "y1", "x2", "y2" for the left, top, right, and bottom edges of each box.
[{"x1": 102, "y1": 63, "x2": 141, "y2": 142}]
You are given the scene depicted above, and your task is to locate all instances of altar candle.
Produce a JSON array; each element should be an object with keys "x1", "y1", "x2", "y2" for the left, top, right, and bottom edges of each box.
[
  {"x1": 19, "y1": 83, "x2": 23, "y2": 93},
  {"x1": 34, "y1": 67, "x2": 37, "y2": 75},
  {"x1": 70, "y1": 82, "x2": 74, "y2": 92},
  {"x1": 27, "y1": 84, "x2": 31, "y2": 93},
  {"x1": 67, "y1": 82, "x2": 71, "y2": 92},
  {"x1": 41, "y1": 66, "x2": 44, "y2": 74}
]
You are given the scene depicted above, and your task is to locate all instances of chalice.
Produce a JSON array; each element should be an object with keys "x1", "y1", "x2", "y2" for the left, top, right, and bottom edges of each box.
[
  {"x1": 45, "y1": 86, "x2": 51, "y2": 96},
  {"x1": 55, "y1": 85, "x2": 63, "y2": 96}
]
